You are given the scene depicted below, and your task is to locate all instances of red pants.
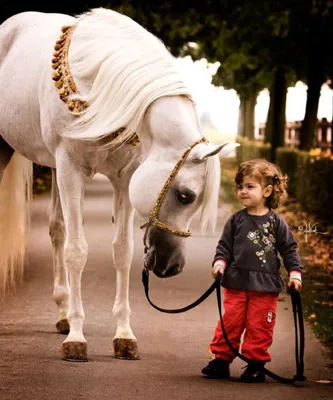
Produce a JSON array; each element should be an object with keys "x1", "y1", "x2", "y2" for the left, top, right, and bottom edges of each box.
[{"x1": 209, "y1": 288, "x2": 279, "y2": 363}]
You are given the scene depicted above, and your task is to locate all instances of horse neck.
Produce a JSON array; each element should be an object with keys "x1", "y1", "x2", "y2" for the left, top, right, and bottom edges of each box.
[{"x1": 140, "y1": 96, "x2": 202, "y2": 158}]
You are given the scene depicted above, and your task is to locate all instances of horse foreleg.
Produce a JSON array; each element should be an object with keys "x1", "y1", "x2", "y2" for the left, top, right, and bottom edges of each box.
[
  {"x1": 56, "y1": 152, "x2": 88, "y2": 361},
  {"x1": 111, "y1": 184, "x2": 139, "y2": 359},
  {"x1": 49, "y1": 169, "x2": 70, "y2": 334}
]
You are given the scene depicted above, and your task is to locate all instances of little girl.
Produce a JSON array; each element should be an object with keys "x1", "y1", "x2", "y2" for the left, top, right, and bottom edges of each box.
[{"x1": 201, "y1": 159, "x2": 303, "y2": 383}]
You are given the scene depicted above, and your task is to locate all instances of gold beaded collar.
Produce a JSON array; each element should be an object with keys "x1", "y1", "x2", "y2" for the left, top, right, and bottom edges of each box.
[{"x1": 51, "y1": 25, "x2": 139, "y2": 146}]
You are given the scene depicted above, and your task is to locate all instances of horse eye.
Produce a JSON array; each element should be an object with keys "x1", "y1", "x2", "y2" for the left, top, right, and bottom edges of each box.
[{"x1": 176, "y1": 191, "x2": 195, "y2": 205}]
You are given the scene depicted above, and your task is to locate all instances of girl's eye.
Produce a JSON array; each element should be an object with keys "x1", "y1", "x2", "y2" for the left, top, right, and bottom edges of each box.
[{"x1": 176, "y1": 191, "x2": 195, "y2": 205}]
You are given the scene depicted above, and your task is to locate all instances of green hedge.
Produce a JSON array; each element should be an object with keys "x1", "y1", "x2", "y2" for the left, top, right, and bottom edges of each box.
[
  {"x1": 235, "y1": 136, "x2": 271, "y2": 164},
  {"x1": 278, "y1": 150, "x2": 333, "y2": 223},
  {"x1": 275, "y1": 148, "x2": 299, "y2": 197},
  {"x1": 235, "y1": 138, "x2": 333, "y2": 224},
  {"x1": 296, "y1": 154, "x2": 333, "y2": 224}
]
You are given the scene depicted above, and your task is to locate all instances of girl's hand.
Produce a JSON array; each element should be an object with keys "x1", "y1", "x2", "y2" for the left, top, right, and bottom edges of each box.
[
  {"x1": 212, "y1": 264, "x2": 225, "y2": 279},
  {"x1": 288, "y1": 279, "x2": 302, "y2": 292}
]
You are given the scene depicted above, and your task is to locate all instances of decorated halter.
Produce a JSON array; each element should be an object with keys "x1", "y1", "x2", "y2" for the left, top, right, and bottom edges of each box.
[
  {"x1": 51, "y1": 25, "x2": 139, "y2": 146},
  {"x1": 140, "y1": 137, "x2": 207, "y2": 248}
]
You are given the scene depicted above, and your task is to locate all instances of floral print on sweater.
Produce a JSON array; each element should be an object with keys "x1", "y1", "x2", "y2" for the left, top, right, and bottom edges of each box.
[{"x1": 247, "y1": 217, "x2": 276, "y2": 268}]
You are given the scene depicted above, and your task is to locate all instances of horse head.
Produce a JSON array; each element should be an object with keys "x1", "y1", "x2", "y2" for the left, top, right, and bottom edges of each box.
[{"x1": 129, "y1": 122, "x2": 239, "y2": 278}]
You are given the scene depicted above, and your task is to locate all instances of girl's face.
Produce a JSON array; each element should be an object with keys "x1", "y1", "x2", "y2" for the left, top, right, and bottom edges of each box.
[{"x1": 236, "y1": 176, "x2": 272, "y2": 211}]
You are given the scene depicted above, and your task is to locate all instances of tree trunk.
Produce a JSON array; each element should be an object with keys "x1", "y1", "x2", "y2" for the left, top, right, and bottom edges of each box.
[
  {"x1": 237, "y1": 97, "x2": 246, "y2": 137},
  {"x1": 245, "y1": 92, "x2": 257, "y2": 140},
  {"x1": 299, "y1": 59, "x2": 325, "y2": 150},
  {"x1": 265, "y1": 68, "x2": 287, "y2": 162},
  {"x1": 237, "y1": 92, "x2": 257, "y2": 139}
]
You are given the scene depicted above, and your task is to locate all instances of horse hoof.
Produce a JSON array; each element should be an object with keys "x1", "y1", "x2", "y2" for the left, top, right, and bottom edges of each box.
[
  {"x1": 56, "y1": 319, "x2": 70, "y2": 334},
  {"x1": 62, "y1": 341, "x2": 88, "y2": 362},
  {"x1": 113, "y1": 338, "x2": 140, "y2": 360}
]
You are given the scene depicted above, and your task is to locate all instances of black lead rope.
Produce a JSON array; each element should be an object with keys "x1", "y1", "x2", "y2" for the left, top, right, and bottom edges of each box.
[
  {"x1": 142, "y1": 268, "x2": 217, "y2": 314},
  {"x1": 142, "y1": 269, "x2": 306, "y2": 384}
]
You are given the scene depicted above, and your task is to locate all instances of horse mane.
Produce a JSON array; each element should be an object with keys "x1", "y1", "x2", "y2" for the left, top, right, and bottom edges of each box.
[
  {"x1": 59, "y1": 7, "x2": 219, "y2": 233},
  {"x1": 62, "y1": 8, "x2": 194, "y2": 148},
  {"x1": 199, "y1": 155, "x2": 220, "y2": 234}
]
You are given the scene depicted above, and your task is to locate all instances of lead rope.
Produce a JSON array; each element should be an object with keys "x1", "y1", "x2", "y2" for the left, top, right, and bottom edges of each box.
[
  {"x1": 142, "y1": 269, "x2": 306, "y2": 384},
  {"x1": 215, "y1": 280, "x2": 306, "y2": 384}
]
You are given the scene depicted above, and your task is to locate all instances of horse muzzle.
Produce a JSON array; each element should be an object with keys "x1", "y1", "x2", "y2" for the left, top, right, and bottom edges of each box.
[{"x1": 143, "y1": 228, "x2": 185, "y2": 278}]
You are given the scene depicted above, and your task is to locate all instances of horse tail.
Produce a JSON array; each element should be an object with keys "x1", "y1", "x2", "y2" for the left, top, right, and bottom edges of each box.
[{"x1": 0, "y1": 152, "x2": 33, "y2": 297}]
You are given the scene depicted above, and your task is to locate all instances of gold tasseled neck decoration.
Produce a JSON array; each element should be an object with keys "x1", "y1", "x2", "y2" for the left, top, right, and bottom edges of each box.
[{"x1": 51, "y1": 25, "x2": 140, "y2": 146}]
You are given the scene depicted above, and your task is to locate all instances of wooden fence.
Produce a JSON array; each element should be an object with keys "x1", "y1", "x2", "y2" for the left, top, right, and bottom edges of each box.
[{"x1": 255, "y1": 118, "x2": 332, "y2": 149}]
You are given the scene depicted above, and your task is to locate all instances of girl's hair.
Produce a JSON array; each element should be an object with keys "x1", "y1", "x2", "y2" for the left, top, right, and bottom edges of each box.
[{"x1": 234, "y1": 159, "x2": 288, "y2": 209}]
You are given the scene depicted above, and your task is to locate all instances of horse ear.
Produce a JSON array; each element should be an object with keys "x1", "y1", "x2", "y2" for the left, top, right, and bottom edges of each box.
[{"x1": 194, "y1": 142, "x2": 240, "y2": 163}]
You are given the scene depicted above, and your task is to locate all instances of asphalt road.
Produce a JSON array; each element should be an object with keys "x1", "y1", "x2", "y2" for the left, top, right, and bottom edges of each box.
[{"x1": 0, "y1": 174, "x2": 332, "y2": 400}]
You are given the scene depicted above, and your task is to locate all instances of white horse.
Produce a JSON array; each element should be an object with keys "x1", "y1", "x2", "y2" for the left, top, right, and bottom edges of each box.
[{"x1": 0, "y1": 7, "x2": 238, "y2": 361}]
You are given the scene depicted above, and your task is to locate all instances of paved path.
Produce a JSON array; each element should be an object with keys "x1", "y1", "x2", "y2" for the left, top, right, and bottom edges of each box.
[{"x1": 0, "y1": 174, "x2": 332, "y2": 400}]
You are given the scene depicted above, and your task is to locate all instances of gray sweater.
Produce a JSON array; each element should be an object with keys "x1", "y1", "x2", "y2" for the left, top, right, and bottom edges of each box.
[{"x1": 214, "y1": 209, "x2": 303, "y2": 293}]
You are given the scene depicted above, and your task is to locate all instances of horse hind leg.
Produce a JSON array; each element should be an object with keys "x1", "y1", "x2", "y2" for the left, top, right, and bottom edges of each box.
[{"x1": 49, "y1": 169, "x2": 70, "y2": 334}]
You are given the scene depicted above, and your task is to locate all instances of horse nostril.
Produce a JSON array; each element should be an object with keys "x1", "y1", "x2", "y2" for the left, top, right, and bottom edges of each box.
[
  {"x1": 144, "y1": 248, "x2": 156, "y2": 271},
  {"x1": 165, "y1": 264, "x2": 180, "y2": 277}
]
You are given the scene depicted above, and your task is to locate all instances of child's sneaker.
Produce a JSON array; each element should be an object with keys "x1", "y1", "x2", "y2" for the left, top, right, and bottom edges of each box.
[
  {"x1": 201, "y1": 358, "x2": 230, "y2": 379},
  {"x1": 240, "y1": 362, "x2": 265, "y2": 383}
]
